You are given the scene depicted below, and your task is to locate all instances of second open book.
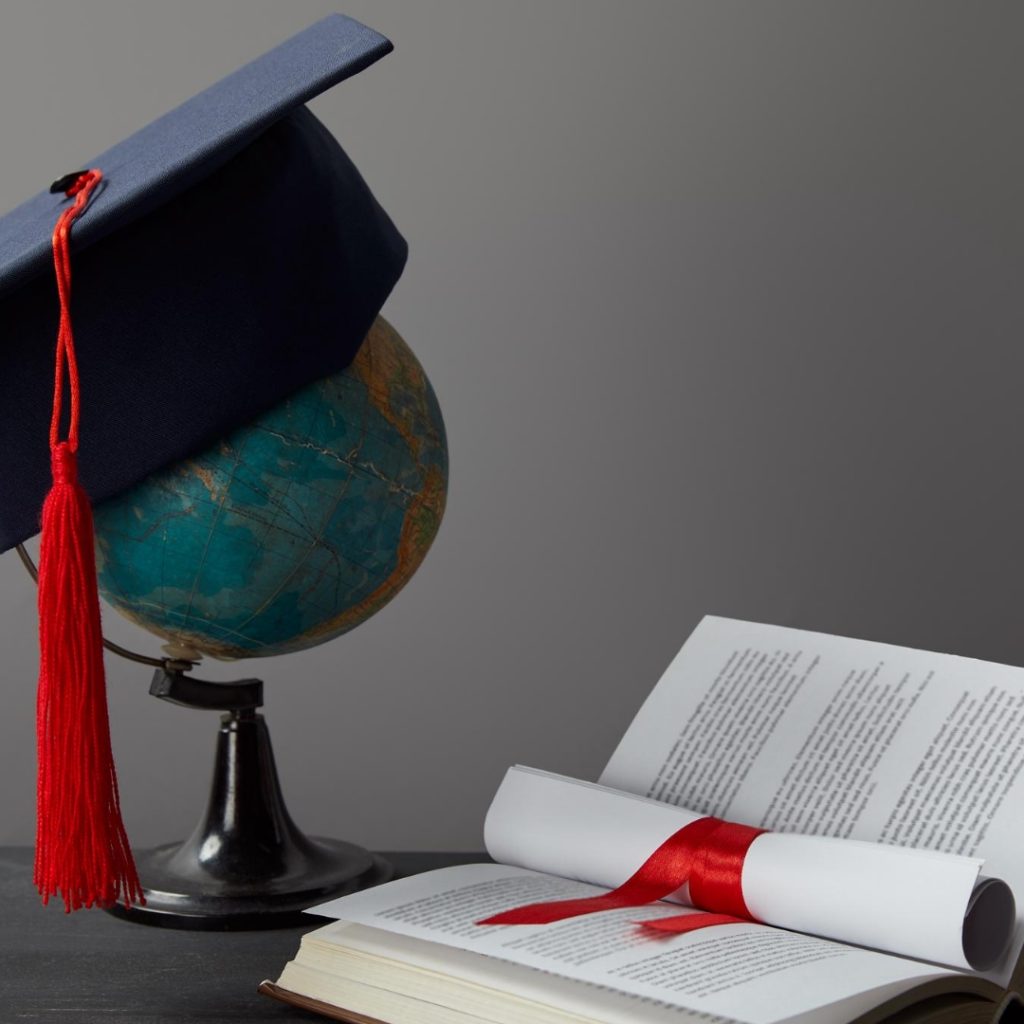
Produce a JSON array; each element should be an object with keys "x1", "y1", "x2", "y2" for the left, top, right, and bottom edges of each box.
[{"x1": 263, "y1": 616, "x2": 1024, "y2": 1024}]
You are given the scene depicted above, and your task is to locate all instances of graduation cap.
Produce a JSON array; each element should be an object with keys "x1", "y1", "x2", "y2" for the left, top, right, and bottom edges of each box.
[{"x1": 0, "y1": 15, "x2": 407, "y2": 912}]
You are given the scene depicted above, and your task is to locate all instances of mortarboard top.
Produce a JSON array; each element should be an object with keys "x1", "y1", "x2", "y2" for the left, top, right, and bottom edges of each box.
[{"x1": 0, "y1": 13, "x2": 407, "y2": 553}]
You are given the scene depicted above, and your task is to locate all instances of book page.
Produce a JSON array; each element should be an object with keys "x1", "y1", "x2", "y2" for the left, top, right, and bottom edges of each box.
[
  {"x1": 600, "y1": 616, "x2": 1024, "y2": 987},
  {"x1": 310, "y1": 863, "x2": 955, "y2": 1024},
  {"x1": 293, "y1": 919, "x2": 738, "y2": 1024}
]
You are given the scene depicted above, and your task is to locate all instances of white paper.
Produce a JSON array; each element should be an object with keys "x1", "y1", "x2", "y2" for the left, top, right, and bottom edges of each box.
[
  {"x1": 311, "y1": 863, "x2": 955, "y2": 1024},
  {"x1": 600, "y1": 616, "x2": 1024, "y2": 985},
  {"x1": 485, "y1": 766, "x2": 1002, "y2": 970}
]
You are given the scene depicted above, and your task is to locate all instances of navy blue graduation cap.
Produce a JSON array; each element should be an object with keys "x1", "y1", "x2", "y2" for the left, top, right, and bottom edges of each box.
[
  {"x1": 0, "y1": 14, "x2": 407, "y2": 912},
  {"x1": 0, "y1": 12, "x2": 406, "y2": 553}
]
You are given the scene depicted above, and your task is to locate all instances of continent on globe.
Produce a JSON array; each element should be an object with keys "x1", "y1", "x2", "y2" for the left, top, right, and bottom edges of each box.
[{"x1": 93, "y1": 317, "x2": 447, "y2": 659}]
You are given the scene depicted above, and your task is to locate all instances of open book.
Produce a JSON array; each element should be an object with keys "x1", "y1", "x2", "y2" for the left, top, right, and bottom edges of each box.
[{"x1": 261, "y1": 617, "x2": 1024, "y2": 1024}]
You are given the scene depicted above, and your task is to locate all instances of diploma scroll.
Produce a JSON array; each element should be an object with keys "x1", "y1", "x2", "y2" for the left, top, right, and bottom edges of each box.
[{"x1": 484, "y1": 767, "x2": 1016, "y2": 971}]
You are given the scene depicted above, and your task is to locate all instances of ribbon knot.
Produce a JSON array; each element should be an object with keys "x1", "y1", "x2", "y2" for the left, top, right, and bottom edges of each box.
[
  {"x1": 478, "y1": 816, "x2": 767, "y2": 936},
  {"x1": 50, "y1": 443, "x2": 77, "y2": 484}
]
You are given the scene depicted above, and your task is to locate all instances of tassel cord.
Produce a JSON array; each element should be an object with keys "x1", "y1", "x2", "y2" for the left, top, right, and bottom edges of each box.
[{"x1": 34, "y1": 168, "x2": 143, "y2": 912}]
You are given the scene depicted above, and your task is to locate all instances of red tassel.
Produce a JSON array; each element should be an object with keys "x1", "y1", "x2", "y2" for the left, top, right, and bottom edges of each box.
[{"x1": 34, "y1": 169, "x2": 143, "y2": 911}]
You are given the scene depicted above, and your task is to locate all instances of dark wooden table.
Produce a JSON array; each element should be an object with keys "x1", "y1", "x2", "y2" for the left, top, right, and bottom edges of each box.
[{"x1": 0, "y1": 847, "x2": 482, "y2": 1023}]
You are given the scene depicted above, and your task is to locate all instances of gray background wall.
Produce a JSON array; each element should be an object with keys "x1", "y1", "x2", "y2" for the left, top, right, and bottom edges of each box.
[{"x1": 0, "y1": 1, "x2": 1021, "y2": 850}]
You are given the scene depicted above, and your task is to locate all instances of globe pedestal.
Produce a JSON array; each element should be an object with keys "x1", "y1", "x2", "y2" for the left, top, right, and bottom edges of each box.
[{"x1": 107, "y1": 668, "x2": 391, "y2": 930}]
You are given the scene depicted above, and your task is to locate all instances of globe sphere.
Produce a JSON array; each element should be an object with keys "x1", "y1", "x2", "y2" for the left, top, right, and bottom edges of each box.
[{"x1": 93, "y1": 317, "x2": 447, "y2": 659}]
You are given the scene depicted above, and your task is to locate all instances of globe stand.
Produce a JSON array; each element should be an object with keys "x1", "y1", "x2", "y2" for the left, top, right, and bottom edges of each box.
[{"x1": 106, "y1": 666, "x2": 392, "y2": 930}]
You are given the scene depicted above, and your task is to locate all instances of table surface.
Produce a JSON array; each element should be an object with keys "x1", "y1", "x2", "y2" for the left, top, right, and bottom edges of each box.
[{"x1": 0, "y1": 846, "x2": 483, "y2": 1023}]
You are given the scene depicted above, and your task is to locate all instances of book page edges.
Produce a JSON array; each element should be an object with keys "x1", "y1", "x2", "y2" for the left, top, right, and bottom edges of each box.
[
  {"x1": 259, "y1": 980, "x2": 389, "y2": 1024},
  {"x1": 263, "y1": 918, "x2": 1005, "y2": 1024},
  {"x1": 260, "y1": 970, "x2": 1006, "y2": 1024}
]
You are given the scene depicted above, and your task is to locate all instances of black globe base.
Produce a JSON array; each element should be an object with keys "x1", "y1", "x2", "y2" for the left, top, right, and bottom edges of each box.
[
  {"x1": 106, "y1": 668, "x2": 392, "y2": 930},
  {"x1": 106, "y1": 840, "x2": 392, "y2": 931}
]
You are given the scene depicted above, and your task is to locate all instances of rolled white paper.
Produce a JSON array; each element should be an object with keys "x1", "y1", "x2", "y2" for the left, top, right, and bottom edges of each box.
[{"x1": 483, "y1": 766, "x2": 1016, "y2": 971}]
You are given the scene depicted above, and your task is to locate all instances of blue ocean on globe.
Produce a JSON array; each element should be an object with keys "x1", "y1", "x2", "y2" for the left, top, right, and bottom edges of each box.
[{"x1": 93, "y1": 318, "x2": 447, "y2": 659}]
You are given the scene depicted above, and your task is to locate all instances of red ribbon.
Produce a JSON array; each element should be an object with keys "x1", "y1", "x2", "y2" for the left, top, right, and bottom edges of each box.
[{"x1": 478, "y1": 816, "x2": 766, "y2": 935}]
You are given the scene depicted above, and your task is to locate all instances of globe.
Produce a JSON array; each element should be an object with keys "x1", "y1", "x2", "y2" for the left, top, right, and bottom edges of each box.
[{"x1": 92, "y1": 317, "x2": 447, "y2": 660}]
